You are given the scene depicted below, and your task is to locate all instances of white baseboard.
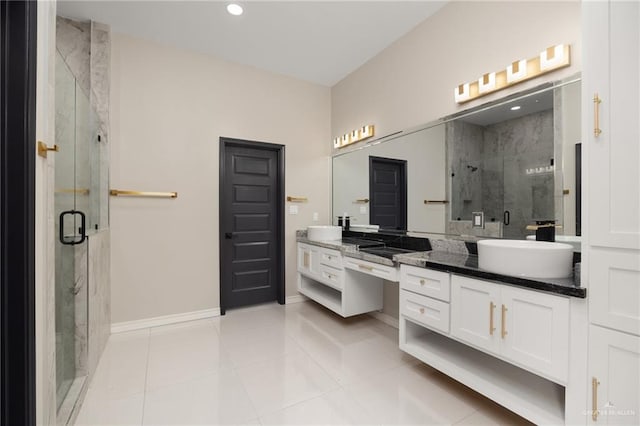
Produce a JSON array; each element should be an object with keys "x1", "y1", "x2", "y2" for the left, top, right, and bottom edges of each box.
[
  {"x1": 111, "y1": 308, "x2": 220, "y2": 334},
  {"x1": 369, "y1": 311, "x2": 399, "y2": 329},
  {"x1": 286, "y1": 295, "x2": 307, "y2": 304}
]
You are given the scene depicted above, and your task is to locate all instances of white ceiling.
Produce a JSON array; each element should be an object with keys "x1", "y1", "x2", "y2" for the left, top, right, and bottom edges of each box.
[{"x1": 57, "y1": 1, "x2": 446, "y2": 87}]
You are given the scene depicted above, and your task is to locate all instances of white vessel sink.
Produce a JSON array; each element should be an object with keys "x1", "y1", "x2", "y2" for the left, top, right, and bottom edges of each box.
[
  {"x1": 526, "y1": 235, "x2": 582, "y2": 252},
  {"x1": 478, "y1": 239, "x2": 574, "y2": 279},
  {"x1": 307, "y1": 225, "x2": 342, "y2": 242}
]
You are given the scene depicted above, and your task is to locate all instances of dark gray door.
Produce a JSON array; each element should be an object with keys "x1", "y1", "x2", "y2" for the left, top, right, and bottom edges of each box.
[
  {"x1": 219, "y1": 138, "x2": 284, "y2": 314},
  {"x1": 369, "y1": 156, "x2": 407, "y2": 230}
]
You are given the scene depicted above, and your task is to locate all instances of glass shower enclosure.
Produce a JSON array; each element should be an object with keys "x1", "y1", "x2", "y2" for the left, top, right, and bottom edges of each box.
[{"x1": 54, "y1": 51, "x2": 103, "y2": 417}]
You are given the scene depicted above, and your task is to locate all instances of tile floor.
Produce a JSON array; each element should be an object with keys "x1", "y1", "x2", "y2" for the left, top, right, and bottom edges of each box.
[{"x1": 75, "y1": 301, "x2": 532, "y2": 425}]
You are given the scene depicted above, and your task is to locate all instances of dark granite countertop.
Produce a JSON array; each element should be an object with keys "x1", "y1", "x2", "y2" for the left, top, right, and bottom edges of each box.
[
  {"x1": 296, "y1": 230, "x2": 586, "y2": 298},
  {"x1": 394, "y1": 251, "x2": 586, "y2": 298},
  {"x1": 296, "y1": 235, "x2": 399, "y2": 267}
]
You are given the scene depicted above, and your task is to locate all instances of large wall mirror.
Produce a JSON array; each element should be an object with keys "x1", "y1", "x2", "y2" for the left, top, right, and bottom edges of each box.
[{"x1": 332, "y1": 75, "x2": 581, "y2": 241}]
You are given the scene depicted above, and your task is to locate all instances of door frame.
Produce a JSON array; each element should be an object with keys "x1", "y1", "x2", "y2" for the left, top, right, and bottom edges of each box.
[
  {"x1": 369, "y1": 156, "x2": 408, "y2": 230},
  {"x1": 1, "y1": 1, "x2": 38, "y2": 424},
  {"x1": 219, "y1": 137, "x2": 285, "y2": 314}
]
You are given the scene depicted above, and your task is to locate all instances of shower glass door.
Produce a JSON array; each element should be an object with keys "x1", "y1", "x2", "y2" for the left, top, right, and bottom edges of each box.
[{"x1": 54, "y1": 52, "x2": 90, "y2": 411}]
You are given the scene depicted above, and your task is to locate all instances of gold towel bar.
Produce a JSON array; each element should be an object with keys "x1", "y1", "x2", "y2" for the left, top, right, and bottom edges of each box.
[
  {"x1": 287, "y1": 196, "x2": 307, "y2": 202},
  {"x1": 110, "y1": 189, "x2": 177, "y2": 198},
  {"x1": 424, "y1": 200, "x2": 449, "y2": 204},
  {"x1": 56, "y1": 188, "x2": 90, "y2": 195}
]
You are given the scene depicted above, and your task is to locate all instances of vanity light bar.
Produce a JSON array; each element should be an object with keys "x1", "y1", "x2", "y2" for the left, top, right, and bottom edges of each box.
[
  {"x1": 454, "y1": 44, "x2": 570, "y2": 104},
  {"x1": 333, "y1": 125, "x2": 375, "y2": 149}
]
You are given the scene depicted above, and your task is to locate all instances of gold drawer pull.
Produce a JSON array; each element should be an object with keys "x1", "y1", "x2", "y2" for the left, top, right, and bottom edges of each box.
[
  {"x1": 303, "y1": 252, "x2": 309, "y2": 268},
  {"x1": 419, "y1": 279, "x2": 425, "y2": 286},
  {"x1": 592, "y1": 377, "x2": 600, "y2": 421},
  {"x1": 358, "y1": 264, "x2": 373, "y2": 271},
  {"x1": 501, "y1": 304, "x2": 508, "y2": 338},
  {"x1": 489, "y1": 302, "x2": 496, "y2": 336},
  {"x1": 419, "y1": 308, "x2": 425, "y2": 315},
  {"x1": 593, "y1": 93, "x2": 602, "y2": 137}
]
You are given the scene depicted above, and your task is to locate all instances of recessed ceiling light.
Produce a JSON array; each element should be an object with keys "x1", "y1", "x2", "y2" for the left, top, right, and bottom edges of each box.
[
  {"x1": 510, "y1": 105, "x2": 521, "y2": 111},
  {"x1": 227, "y1": 3, "x2": 243, "y2": 16}
]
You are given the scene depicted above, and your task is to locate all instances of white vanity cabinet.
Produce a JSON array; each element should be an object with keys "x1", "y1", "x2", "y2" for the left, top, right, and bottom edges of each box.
[
  {"x1": 400, "y1": 266, "x2": 573, "y2": 424},
  {"x1": 583, "y1": 1, "x2": 640, "y2": 423},
  {"x1": 297, "y1": 242, "x2": 383, "y2": 317},
  {"x1": 450, "y1": 275, "x2": 569, "y2": 384}
]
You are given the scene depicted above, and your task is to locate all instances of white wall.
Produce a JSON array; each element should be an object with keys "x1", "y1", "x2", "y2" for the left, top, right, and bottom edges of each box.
[
  {"x1": 110, "y1": 34, "x2": 331, "y2": 323},
  {"x1": 332, "y1": 1, "x2": 581, "y2": 140}
]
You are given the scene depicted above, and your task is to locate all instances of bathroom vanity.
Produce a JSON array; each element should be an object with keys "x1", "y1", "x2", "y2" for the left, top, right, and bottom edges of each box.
[{"x1": 296, "y1": 232, "x2": 586, "y2": 425}]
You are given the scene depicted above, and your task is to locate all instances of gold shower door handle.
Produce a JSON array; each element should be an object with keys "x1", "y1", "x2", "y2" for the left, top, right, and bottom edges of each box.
[
  {"x1": 592, "y1": 377, "x2": 600, "y2": 421},
  {"x1": 593, "y1": 93, "x2": 602, "y2": 137},
  {"x1": 489, "y1": 302, "x2": 496, "y2": 336},
  {"x1": 501, "y1": 304, "x2": 508, "y2": 338}
]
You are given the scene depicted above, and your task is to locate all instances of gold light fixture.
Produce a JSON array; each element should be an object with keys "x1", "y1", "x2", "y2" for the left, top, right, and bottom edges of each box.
[
  {"x1": 333, "y1": 124, "x2": 375, "y2": 149},
  {"x1": 506, "y1": 59, "x2": 527, "y2": 83},
  {"x1": 478, "y1": 72, "x2": 496, "y2": 94},
  {"x1": 454, "y1": 44, "x2": 571, "y2": 104}
]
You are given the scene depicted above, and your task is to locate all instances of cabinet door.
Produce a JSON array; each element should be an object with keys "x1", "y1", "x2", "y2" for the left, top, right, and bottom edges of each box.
[
  {"x1": 584, "y1": 0, "x2": 640, "y2": 250},
  {"x1": 500, "y1": 286, "x2": 569, "y2": 384},
  {"x1": 589, "y1": 325, "x2": 640, "y2": 425},
  {"x1": 589, "y1": 248, "x2": 640, "y2": 336},
  {"x1": 451, "y1": 275, "x2": 501, "y2": 354},
  {"x1": 297, "y1": 243, "x2": 311, "y2": 274},
  {"x1": 297, "y1": 243, "x2": 321, "y2": 278}
]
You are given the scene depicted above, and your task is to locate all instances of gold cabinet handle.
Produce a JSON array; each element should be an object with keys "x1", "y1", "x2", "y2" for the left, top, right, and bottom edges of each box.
[
  {"x1": 358, "y1": 264, "x2": 373, "y2": 271},
  {"x1": 303, "y1": 252, "x2": 309, "y2": 268},
  {"x1": 594, "y1": 93, "x2": 602, "y2": 137},
  {"x1": 489, "y1": 302, "x2": 496, "y2": 336},
  {"x1": 419, "y1": 279, "x2": 426, "y2": 286},
  {"x1": 37, "y1": 141, "x2": 59, "y2": 158},
  {"x1": 501, "y1": 304, "x2": 508, "y2": 338},
  {"x1": 355, "y1": 198, "x2": 370, "y2": 203},
  {"x1": 424, "y1": 200, "x2": 449, "y2": 204},
  {"x1": 592, "y1": 377, "x2": 600, "y2": 421},
  {"x1": 419, "y1": 308, "x2": 425, "y2": 315}
]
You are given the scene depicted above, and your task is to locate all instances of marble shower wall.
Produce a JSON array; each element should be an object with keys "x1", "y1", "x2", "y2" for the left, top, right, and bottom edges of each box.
[
  {"x1": 57, "y1": 17, "x2": 111, "y2": 231},
  {"x1": 448, "y1": 121, "x2": 484, "y2": 220},
  {"x1": 448, "y1": 109, "x2": 555, "y2": 239},
  {"x1": 485, "y1": 110, "x2": 554, "y2": 239},
  {"x1": 88, "y1": 230, "x2": 111, "y2": 375}
]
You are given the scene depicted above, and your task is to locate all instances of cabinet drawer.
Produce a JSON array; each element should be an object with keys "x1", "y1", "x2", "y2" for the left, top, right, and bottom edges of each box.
[
  {"x1": 344, "y1": 257, "x2": 398, "y2": 281},
  {"x1": 319, "y1": 248, "x2": 343, "y2": 269},
  {"x1": 400, "y1": 290, "x2": 450, "y2": 334},
  {"x1": 401, "y1": 265, "x2": 450, "y2": 302},
  {"x1": 318, "y1": 264, "x2": 343, "y2": 290}
]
